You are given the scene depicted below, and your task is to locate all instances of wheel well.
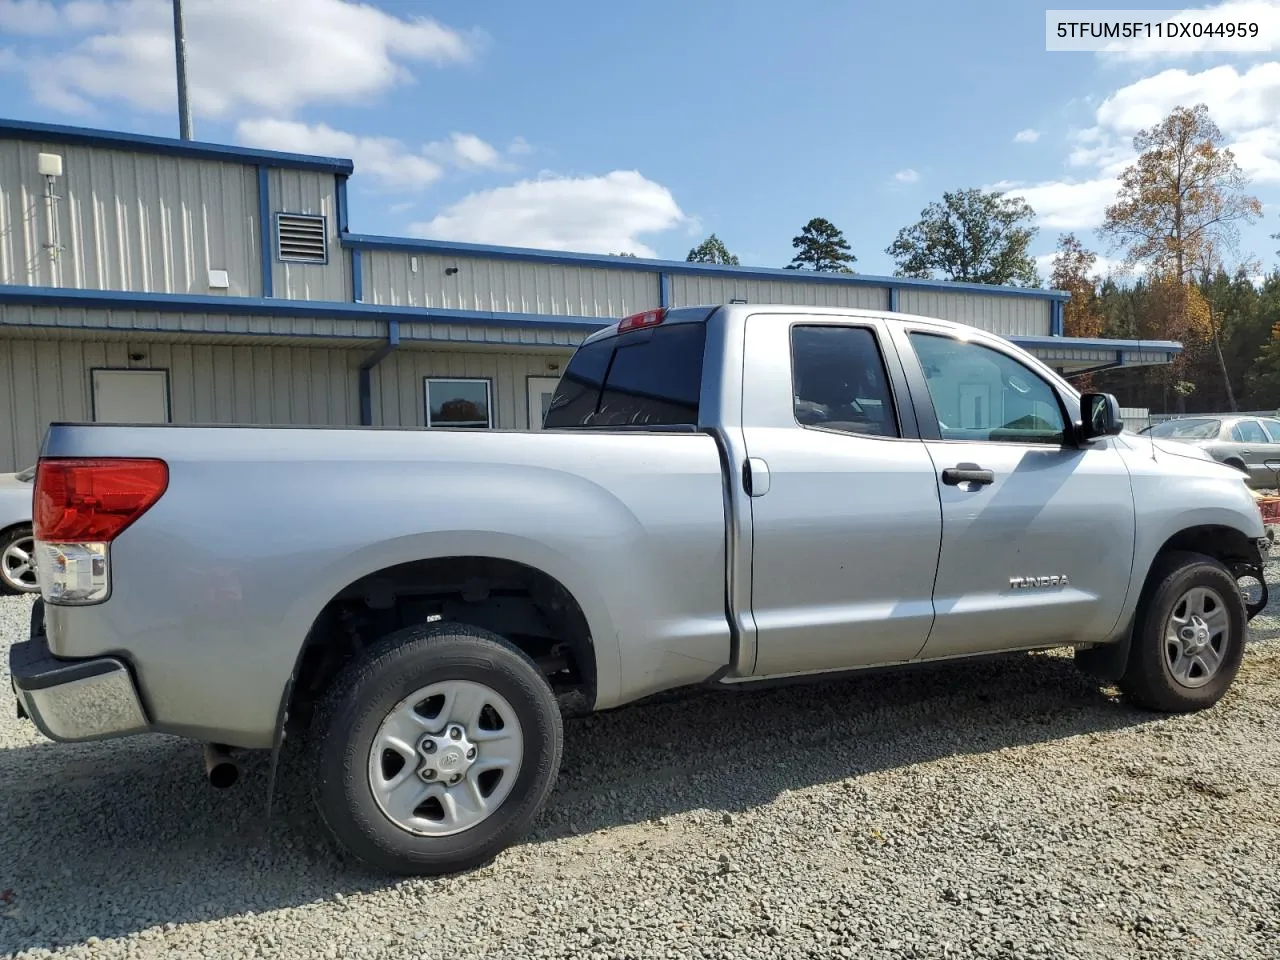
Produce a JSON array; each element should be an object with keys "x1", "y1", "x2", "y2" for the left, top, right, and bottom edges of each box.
[
  {"x1": 1223, "y1": 457, "x2": 1247, "y2": 470},
  {"x1": 285, "y1": 556, "x2": 596, "y2": 734},
  {"x1": 0, "y1": 520, "x2": 32, "y2": 540},
  {"x1": 1153, "y1": 524, "x2": 1258, "y2": 573}
]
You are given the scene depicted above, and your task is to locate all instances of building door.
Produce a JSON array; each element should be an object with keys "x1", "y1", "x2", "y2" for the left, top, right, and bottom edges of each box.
[
  {"x1": 91, "y1": 369, "x2": 170, "y2": 423},
  {"x1": 526, "y1": 376, "x2": 561, "y2": 431}
]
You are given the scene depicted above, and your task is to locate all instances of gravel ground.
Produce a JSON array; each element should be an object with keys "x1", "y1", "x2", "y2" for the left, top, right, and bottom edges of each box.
[{"x1": 3, "y1": 574, "x2": 1280, "y2": 960}]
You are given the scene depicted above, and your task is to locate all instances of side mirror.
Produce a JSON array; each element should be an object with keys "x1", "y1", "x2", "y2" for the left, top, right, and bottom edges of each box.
[{"x1": 1078, "y1": 392, "x2": 1124, "y2": 442}]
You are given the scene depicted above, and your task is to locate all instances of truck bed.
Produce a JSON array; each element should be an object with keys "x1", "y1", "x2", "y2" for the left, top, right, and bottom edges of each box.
[{"x1": 37, "y1": 422, "x2": 731, "y2": 746}]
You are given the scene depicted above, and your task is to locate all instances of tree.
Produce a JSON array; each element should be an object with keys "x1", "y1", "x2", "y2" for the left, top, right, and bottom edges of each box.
[
  {"x1": 1099, "y1": 104, "x2": 1261, "y2": 408},
  {"x1": 1101, "y1": 104, "x2": 1261, "y2": 284},
  {"x1": 786, "y1": 217, "x2": 855, "y2": 272},
  {"x1": 1049, "y1": 233, "x2": 1105, "y2": 339},
  {"x1": 686, "y1": 234, "x2": 740, "y2": 265},
  {"x1": 885, "y1": 188, "x2": 1039, "y2": 286}
]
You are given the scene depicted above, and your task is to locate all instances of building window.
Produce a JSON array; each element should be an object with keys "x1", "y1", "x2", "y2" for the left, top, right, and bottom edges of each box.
[
  {"x1": 425, "y1": 378, "x2": 493, "y2": 429},
  {"x1": 275, "y1": 213, "x2": 328, "y2": 264}
]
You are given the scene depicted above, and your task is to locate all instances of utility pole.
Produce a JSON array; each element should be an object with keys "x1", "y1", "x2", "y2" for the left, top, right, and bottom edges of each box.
[
  {"x1": 173, "y1": 0, "x2": 193, "y2": 140},
  {"x1": 1208, "y1": 299, "x2": 1238, "y2": 412}
]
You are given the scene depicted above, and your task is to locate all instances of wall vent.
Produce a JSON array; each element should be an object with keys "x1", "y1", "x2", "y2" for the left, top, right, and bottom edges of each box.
[{"x1": 275, "y1": 213, "x2": 328, "y2": 264}]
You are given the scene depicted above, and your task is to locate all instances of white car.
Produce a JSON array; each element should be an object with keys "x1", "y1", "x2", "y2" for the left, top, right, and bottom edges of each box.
[{"x1": 0, "y1": 465, "x2": 37, "y2": 594}]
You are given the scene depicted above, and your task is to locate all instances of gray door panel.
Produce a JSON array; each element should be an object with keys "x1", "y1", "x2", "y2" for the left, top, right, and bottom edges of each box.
[
  {"x1": 921, "y1": 439, "x2": 1136, "y2": 657},
  {"x1": 901, "y1": 329, "x2": 1137, "y2": 658},
  {"x1": 742, "y1": 314, "x2": 942, "y2": 675}
]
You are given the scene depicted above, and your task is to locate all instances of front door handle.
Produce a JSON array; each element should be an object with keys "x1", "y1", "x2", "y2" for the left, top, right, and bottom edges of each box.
[{"x1": 942, "y1": 463, "x2": 995, "y2": 486}]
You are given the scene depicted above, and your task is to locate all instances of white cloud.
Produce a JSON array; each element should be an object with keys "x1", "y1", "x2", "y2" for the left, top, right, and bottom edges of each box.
[
  {"x1": 407, "y1": 170, "x2": 689, "y2": 257},
  {"x1": 1098, "y1": 0, "x2": 1280, "y2": 61},
  {"x1": 1035, "y1": 251, "x2": 1142, "y2": 281},
  {"x1": 1013, "y1": 128, "x2": 1040, "y2": 144},
  {"x1": 424, "y1": 132, "x2": 505, "y2": 170},
  {"x1": 893, "y1": 168, "x2": 920, "y2": 183},
  {"x1": 235, "y1": 119, "x2": 444, "y2": 190},
  {"x1": 0, "y1": 0, "x2": 60, "y2": 33},
  {"x1": 10, "y1": 0, "x2": 476, "y2": 119},
  {"x1": 507, "y1": 136, "x2": 533, "y2": 156},
  {"x1": 235, "y1": 120, "x2": 512, "y2": 190},
  {"x1": 1078, "y1": 62, "x2": 1280, "y2": 184},
  {"x1": 993, "y1": 177, "x2": 1121, "y2": 230}
]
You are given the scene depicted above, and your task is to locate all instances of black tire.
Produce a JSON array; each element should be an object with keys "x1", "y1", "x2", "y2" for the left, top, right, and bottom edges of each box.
[
  {"x1": 0, "y1": 524, "x2": 38, "y2": 595},
  {"x1": 308, "y1": 621, "x2": 563, "y2": 875},
  {"x1": 1117, "y1": 550, "x2": 1247, "y2": 713}
]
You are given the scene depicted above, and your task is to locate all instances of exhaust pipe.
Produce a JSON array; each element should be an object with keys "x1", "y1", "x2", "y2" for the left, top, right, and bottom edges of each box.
[{"x1": 203, "y1": 742, "x2": 239, "y2": 789}]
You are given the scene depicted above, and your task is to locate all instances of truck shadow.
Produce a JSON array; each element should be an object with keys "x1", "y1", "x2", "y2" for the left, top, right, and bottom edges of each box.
[{"x1": 0, "y1": 645, "x2": 1252, "y2": 953}]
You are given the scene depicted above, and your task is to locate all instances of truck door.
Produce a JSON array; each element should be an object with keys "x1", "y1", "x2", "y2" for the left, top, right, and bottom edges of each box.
[
  {"x1": 891, "y1": 324, "x2": 1137, "y2": 659},
  {"x1": 740, "y1": 313, "x2": 943, "y2": 676}
]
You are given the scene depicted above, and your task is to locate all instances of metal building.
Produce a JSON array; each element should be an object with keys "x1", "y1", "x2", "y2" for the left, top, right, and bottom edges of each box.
[{"x1": 0, "y1": 117, "x2": 1183, "y2": 473}]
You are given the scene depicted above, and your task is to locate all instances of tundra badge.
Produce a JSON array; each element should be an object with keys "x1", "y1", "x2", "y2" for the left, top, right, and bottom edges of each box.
[{"x1": 1009, "y1": 574, "x2": 1070, "y2": 590}]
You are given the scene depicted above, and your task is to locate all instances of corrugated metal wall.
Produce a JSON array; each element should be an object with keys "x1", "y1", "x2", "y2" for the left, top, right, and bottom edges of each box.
[
  {"x1": 372, "y1": 348, "x2": 574, "y2": 430},
  {"x1": 0, "y1": 336, "x2": 363, "y2": 472},
  {"x1": 897, "y1": 289, "x2": 1049, "y2": 337},
  {"x1": 269, "y1": 169, "x2": 350, "y2": 302},
  {"x1": 0, "y1": 139, "x2": 261, "y2": 296},
  {"x1": 667, "y1": 275, "x2": 889, "y2": 311},
  {"x1": 362, "y1": 251, "x2": 660, "y2": 317},
  {"x1": 0, "y1": 302, "x2": 384, "y2": 342}
]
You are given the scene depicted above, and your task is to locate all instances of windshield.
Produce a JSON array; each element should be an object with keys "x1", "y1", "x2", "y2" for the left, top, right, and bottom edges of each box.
[{"x1": 1144, "y1": 418, "x2": 1221, "y2": 440}]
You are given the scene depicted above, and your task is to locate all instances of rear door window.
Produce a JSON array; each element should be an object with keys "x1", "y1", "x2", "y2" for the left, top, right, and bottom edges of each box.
[
  {"x1": 791, "y1": 325, "x2": 900, "y2": 438},
  {"x1": 1231, "y1": 420, "x2": 1268, "y2": 444},
  {"x1": 1260, "y1": 418, "x2": 1280, "y2": 443},
  {"x1": 543, "y1": 322, "x2": 707, "y2": 428}
]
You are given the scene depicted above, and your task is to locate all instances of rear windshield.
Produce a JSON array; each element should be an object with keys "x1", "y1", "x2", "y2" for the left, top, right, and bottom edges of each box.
[
  {"x1": 543, "y1": 322, "x2": 707, "y2": 429},
  {"x1": 1145, "y1": 418, "x2": 1221, "y2": 440}
]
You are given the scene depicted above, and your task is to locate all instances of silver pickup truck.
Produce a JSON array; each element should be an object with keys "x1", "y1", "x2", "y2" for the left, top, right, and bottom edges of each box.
[{"x1": 9, "y1": 303, "x2": 1271, "y2": 875}]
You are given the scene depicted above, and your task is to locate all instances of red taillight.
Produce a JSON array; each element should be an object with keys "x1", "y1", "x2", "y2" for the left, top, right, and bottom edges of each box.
[
  {"x1": 617, "y1": 308, "x2": 666, "y2": 334},
  {"x1": 34, "y1": 458, "x2": 169, "y2": 543}
]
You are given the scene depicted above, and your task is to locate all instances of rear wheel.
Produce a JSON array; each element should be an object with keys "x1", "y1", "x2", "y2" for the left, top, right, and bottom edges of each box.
[
  {"x1": 1118, "y1": 551, "x2": 1246, "y2": 712},
  {"x1": 1223, "y1": 457, "x2": 1248, "y2": 475},
  {"x1": 309, "y1": 621, "x2": 563, "y2": 875},
  {"x1": 0, "y1": 525, "x2": 38, "y2": 595}
]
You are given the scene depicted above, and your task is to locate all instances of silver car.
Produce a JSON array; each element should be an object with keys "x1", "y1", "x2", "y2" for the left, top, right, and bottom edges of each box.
[
  {"x1": 0, "y1": 464, "x2": 36, "y2": 594},
  {"x1": 1140, "y1": 415, "x2": 1280, "y2": 489}
]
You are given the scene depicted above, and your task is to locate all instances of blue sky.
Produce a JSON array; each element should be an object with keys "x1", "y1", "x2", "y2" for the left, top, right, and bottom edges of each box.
[{"x1": 2, "y1": 0, "x2": 1280, "y2": 281}]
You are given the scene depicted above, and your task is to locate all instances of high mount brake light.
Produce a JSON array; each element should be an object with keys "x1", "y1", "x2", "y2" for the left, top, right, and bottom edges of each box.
[
  {"x1": 35, "y1": 458, "x2": 169, "y2": 544},
  {"x1": 617, "y1": 308, "x2": 666, "y2": 334}
]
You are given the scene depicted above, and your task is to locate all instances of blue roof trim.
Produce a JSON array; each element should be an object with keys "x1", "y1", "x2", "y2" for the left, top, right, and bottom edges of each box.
[
  {"x1": 0, "y1": 285, "x2": 606, "y2": 331},
  {"x1": 0, "y1": 117, "x2": 355, "y2": 174},
  {"x1": 343, "y1": 233, "x2": 1070, "y2": 301},
  {"x1": 0, "y1": 286, "x2": 1179, "y2": 355},
  {"x1": 1011, "y1": 334, "x2": 1183, "y2": 354}
]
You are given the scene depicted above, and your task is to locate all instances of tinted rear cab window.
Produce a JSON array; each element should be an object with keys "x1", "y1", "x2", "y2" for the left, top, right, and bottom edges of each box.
[{"x1": 543, "y1": 322, "x2": 707, "y2": 429}]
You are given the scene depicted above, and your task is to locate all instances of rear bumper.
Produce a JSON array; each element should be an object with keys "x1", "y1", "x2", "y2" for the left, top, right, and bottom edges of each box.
[{"x1": 9, "y1": 599, "x2": 150, "y2": 742}]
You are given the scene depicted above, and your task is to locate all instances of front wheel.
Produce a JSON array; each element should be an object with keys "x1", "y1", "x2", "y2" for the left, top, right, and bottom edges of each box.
[
  {"x1": 309, "y1": 622, "x2": 564, "y2": 875},
  {"x1": 1118, "y1": 551, "x2": 1247, "y2": 712}
]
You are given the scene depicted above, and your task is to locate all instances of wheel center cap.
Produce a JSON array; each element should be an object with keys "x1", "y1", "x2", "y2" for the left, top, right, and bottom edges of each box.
[{"x1": 417, "y1": 726, "x2": 477, "y2": 782}]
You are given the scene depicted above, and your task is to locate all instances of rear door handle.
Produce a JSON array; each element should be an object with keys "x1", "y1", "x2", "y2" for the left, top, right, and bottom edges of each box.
[
  {"x1": 942, "y1": 463, "x2": 995, "y2": 486},
  {"x1": 744, "y1": 457, "x2": 771, "y2": 497}
]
